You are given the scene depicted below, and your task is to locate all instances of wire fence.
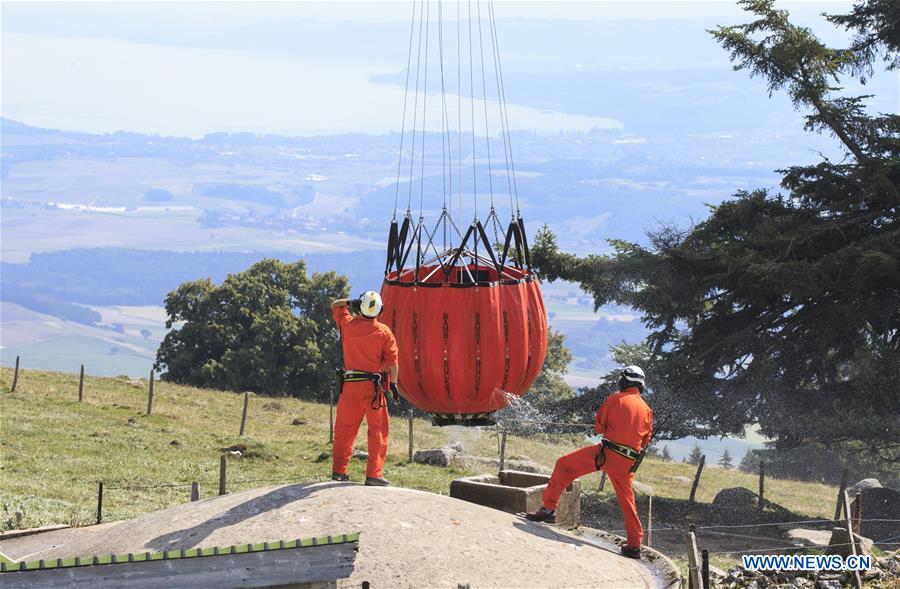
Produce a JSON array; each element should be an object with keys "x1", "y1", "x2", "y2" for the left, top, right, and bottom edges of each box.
[{"x1": 7, "y1": 366, "x2": 899, "y2": 565}]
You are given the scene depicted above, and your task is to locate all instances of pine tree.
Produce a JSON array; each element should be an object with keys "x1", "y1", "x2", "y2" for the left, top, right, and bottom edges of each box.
[
  {"x1": 687, "y1": 444, "x2": 704, "y2": 465},
  {"x1": 531, "y1": 0, "x2": 900, "y2": 458},
  {"x1": 718, "y1": 448, "x2": 733, "y2": 469},
  {"x1": 660, "y1": 445, "x2": 673, "y2": 462}
]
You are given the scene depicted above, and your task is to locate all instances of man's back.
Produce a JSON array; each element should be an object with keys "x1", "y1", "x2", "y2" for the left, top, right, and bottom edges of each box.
[
  {"x1": 595, "y1": 388, "x2": 653, "y2": 451},
  {"x1": 333, "y1": 307, "x2": 397, "y2": 373}
]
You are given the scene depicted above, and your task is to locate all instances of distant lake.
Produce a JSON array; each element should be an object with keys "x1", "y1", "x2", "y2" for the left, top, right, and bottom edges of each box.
[{"x1": 2, "y1": 33, "x2": 620, "y2": 138}]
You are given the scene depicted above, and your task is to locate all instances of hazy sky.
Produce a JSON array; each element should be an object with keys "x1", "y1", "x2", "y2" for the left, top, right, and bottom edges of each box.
[
  {"x1": 0, "y1": 1, "x2": 848, "y2": 26},
  {"x1": 1, "y1": 1, "x2": 863, "y2": 137}
]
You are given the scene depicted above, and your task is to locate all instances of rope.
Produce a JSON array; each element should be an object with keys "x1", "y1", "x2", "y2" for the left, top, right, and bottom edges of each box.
[
  {"x1": 706, "y1": 541, "x2": 865, "y2": 555},
  {"x1": 499, "y1": 417, "x2": 594, "y2": 429},
  {"x1": 419, "y1": 0, "x2": 430, "y2": 220},
  {"x1": 475, "y1": 0, "x2": 495, "y2": 210},
  {"x1": 487, "y1": 0, "x2": 520, "y2": 215},
  {"x1": 697, "y1": 529, "x2": 804, "y2": 545},
  {"x1": 406, "y1": 0, "x2": 426, "y2": 213},
  {"x1": 467, "y1": 0, "x2": 478, "y2": 223},
  {"x1": 438, "y1": 0, "x2": 452, "y2": 234},
  {"x1": 456, "y1": 0, "x2": 463, "y2": 234},
  {"x1": 876, "y1": 533, "x2": 900, "y2": 543},
  {"x1": 697, "y1": 520, "x2": 834, "y2": 530},
  {"x1": 393, "y1": 0, "x2": 419, "y2": 218},
  {"x1": 93, "y1": 474, "x2": 339, "y2": 492},
  {"x1": 487, "y1": 0, "x2": 516, "y2": 217},
  {"x1": 104, "y1": 481, "x2": 198, "y2": 491}
]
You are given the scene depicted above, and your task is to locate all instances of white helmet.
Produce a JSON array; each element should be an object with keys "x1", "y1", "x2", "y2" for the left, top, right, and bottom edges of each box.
[
  {"x1": 621, "y1": 365, "x2": 646, "y2": 387},
  {"x1": 358, "y1": 291, "x2": 384, "y2": 318}
]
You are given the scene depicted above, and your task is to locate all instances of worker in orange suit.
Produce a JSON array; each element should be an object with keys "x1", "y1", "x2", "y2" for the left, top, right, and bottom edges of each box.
[
  {"x1": 330, "y1": 291, "x2": 399, "y2": 486},
  {"x1": 527, "y1": 365, "x2": 652, "y2": 559}
]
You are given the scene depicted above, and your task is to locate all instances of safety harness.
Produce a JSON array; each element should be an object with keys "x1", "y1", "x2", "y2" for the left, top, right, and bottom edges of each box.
[
  {"x1": 336, "y1": 321, "x2": 387, "y2": 410},
  {"x1": 594, "y1": 438, "x2": 642, "y2": 470},
  {"x1": 342, "y1": 370, "x2": 387, "y2": 410}
]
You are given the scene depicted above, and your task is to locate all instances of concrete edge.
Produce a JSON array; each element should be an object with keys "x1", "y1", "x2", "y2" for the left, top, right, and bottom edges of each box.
[
  {"x1": 0, "y1": 533, "x2": 361, "y2": 573},
  {"x1": 577, "y1": 526, "x2": 684, "y2": 589},
  {"x1": 0, "y1": 526, "x2": 70, "y2": 541}
]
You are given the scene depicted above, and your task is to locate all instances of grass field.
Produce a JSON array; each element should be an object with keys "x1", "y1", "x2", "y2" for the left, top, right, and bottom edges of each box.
[{"x1": 0, "y1": 366, "x2": 841, "y2": 537}]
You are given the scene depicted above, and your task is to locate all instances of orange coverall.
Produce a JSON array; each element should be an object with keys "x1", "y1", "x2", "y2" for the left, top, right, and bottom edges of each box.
[
  {"x1": 541, "y1": 387, "x2": 653, "y2": 547},
  {"x1": 332, "y1": 306, "x2": 399, "y2": 479}
]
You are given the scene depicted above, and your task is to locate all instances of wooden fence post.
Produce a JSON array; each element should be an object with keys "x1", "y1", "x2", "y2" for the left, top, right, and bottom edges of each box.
[
  {"x1": 834, "y1": 468, "x2": 848, "y2": 522},
  {"x1": 96, "y1": 481, "x2": 104, "y2": 525},
  {"x1": 190, "y1": 482, "x2": 199, "y2": 502},
  {"x1": 219, "y1": 455, "x2": 227, "y2": 496},
  {"x1": 498, "y1": 431, "x2": 507, "y2": 472},
  {"x1": 407, "y1": 409, "x2": 414, "y2": 463},
  {"x1": 701, "y1": 549, "x2": 710, "y2": 589},
  {"x1": 146, "y1": 370, "x2": 155, "y2": 415},
  {"x1": 689, "y1": 455, "x2": 705, "y2": 503},
  {"x1": 843, "y1": 490, "x2": 863, "y2": 589},
  {"x1": 239, "y1": 392, "x2": 249, "y2": 436},
  {"x1": 78, "y1": 364, "x2": 85, "y2": 402},
  {"x1": 11, "y1": 355, "x2": 20, "y2": 392},
  {"x1": 685, "y1": 524, "x2": 701, "y2": 589},
  {"x1": 758, "y1": 460, "x2": 765, "y2": 511},
  {"x1": 647, "y1": 493, "x2": 653, "y2": 547},
  {"x1": 328, "y1": 386, "x2": 334, "y2": 444},
  {"x1": 598, "y1": 472, "x2": 607, "y2": 492}
]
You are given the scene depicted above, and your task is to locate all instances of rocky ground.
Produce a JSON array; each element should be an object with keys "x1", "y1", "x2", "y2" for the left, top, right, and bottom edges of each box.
[{"x1": 712, "y1": 551, "x2": 899, "y2": 588}]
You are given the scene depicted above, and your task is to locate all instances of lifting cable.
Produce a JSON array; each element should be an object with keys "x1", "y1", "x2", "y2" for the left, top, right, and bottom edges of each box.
[
  {"x1": 456, "y1": 0, "x2": 464, "y2": 245},
  {"x1": 393, "y1": 0, "x2": 418, "y2": 220},
  {"x1": 488, "y1": 0, "x2": 522, "y2": 218},
  {"x1": 390, "y1": 0, "x2": 525, "y2": 276},
  {"x1": 438, "y1": 0, "x2": 453, "y2": 250},
  {"x1": 476, "y1": 0, "x2": 496, "y2": 234},
  {"x1": 487, "y1": 0, "x2": 519, "y2": 218},
  {"x1": 406, "y1": 0, "x2": 426, "y2": 216},
  {"x1": 418, "y1": 0, "x2": 430, "y2": 222}
]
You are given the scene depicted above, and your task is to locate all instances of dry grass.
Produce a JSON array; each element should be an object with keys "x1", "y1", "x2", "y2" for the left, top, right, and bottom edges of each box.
[{"x1": 0, "y1": 367, "x2": 838, "y2": 533}]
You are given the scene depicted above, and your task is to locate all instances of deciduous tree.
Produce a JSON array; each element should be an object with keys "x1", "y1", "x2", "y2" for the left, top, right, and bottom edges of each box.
[{"x1": 155, "y1": 259, "x2": 348, "y2": 399}]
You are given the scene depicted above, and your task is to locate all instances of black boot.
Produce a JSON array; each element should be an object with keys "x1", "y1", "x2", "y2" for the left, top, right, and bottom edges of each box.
[
  {"x1": 331, "y1": 472, "x2": 350, "y2": 482},
  {"x1": 620, "y1": 545, "x2": 642, "y2": 559},
  {"x1": 525, "y1": 507, "x2": 556, "y2": 523},
  {"x1": 365, "y1": 477, "x2": 390, "y2": 486}
]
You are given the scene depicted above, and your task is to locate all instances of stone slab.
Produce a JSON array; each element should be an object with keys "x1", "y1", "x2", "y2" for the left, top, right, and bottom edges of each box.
[{"x1": 450, "y1": 470, "x2": 581, "y2": 526}]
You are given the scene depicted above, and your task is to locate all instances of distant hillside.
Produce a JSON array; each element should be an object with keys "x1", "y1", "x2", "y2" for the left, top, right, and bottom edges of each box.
[{"x1": 1, "y1": 248, "x2": 384, "y2": 308}]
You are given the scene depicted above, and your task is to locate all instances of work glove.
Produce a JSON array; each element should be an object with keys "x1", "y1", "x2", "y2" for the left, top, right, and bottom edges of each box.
[
  {"x1": 388, "y1": 382, "x2": 400, "y2": 403},
  {"x1": 349, "y1": 298, "x2": 362, "y2": 315}
]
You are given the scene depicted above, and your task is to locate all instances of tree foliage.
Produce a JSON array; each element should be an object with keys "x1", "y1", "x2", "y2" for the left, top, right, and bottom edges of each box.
[
  {"x1": 687, "y1": 444, "x2": 705, "y2": 466},
  {"x1": 526, "y1": 328, "x2": 575, "y2": 412},
  {"x1": 719, "y1": 448, "x2": 734, "y2": 469},
  {"x1": 155, "y1": 259, "x2": 348, "y2": 399},
  {"x1": 532, "y1": 0, "x2": 899, "y2": 459},
  {"x1": 660, "y1": 445, "x2": 673, "y2": 462},
  {"x1": 546, "y1": 341, "x2": 708, "y2": 440},
  {"x1": 497, "y1": 329, "x2": 577, "y2": 436}
]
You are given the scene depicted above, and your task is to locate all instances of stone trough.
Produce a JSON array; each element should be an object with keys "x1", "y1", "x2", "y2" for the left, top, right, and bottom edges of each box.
[{"x1": 450, "y1": 470, "x2": 581, "y2": 526}]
